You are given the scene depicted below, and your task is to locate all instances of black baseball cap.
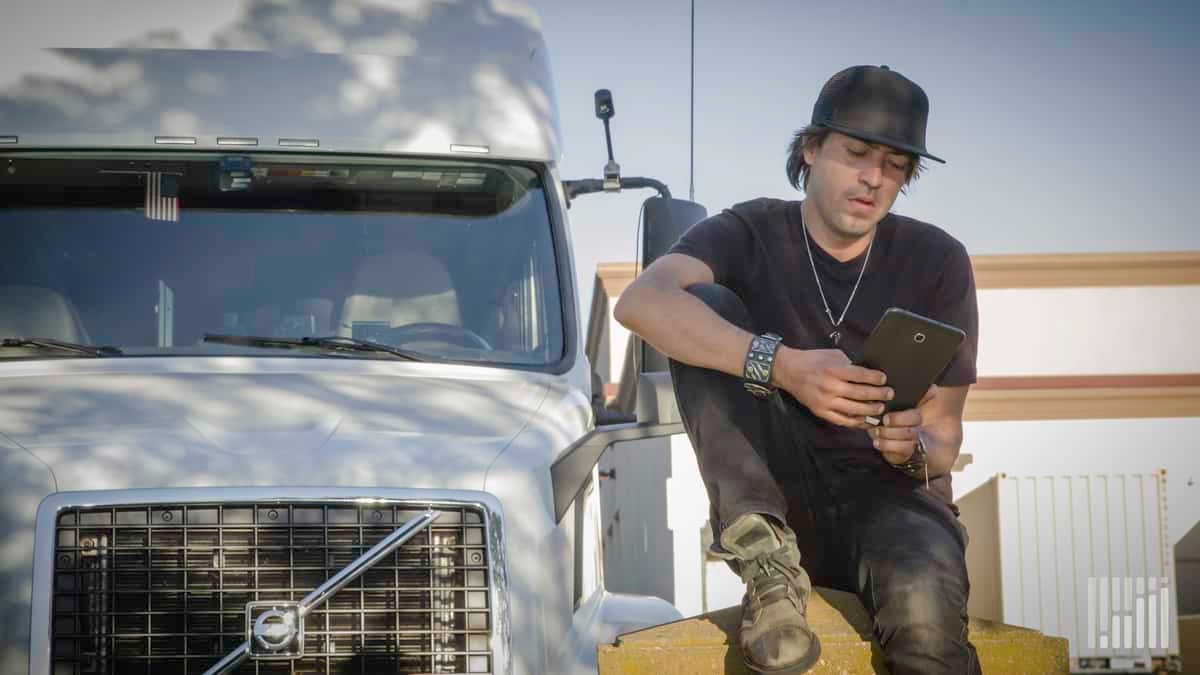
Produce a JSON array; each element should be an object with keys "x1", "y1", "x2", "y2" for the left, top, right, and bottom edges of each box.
[{"x1": 811, "y1": 64, "x2": 945, "y2": 164}]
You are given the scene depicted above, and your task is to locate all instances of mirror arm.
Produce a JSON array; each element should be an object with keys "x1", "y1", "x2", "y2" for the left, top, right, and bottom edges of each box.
[
  {"x1": 617, "y1": 176, "x2": 671, "y2": 200},
  {"x1": 565, "y1": 88, "x2": 672, "y2": 205},
  {"x1": 562, "y1": 176, "x2": 671, "y2": 206}
]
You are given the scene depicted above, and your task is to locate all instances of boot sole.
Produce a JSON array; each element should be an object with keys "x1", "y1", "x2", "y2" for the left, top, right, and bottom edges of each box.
[{"x1": 743, "y1": 633, "x2": 822, "y2": 675}]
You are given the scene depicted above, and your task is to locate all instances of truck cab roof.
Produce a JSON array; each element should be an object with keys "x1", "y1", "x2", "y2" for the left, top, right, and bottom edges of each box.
[{"x1": 0, "y1": 0, "x2": 562, "y2": 161}]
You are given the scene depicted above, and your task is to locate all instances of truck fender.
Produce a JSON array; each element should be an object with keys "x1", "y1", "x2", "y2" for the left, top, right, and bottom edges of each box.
[
  {"x1": 0, "y1": 442, "x2": 57, "y2": 675},
  {"x1": 550, "y1": 588, "x2": 682, "y2": 674}
]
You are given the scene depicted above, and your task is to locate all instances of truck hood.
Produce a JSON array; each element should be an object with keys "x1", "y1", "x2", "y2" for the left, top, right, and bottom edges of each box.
[{"x1": 0, "y1": 360, "x2": 552, "y2": 492}]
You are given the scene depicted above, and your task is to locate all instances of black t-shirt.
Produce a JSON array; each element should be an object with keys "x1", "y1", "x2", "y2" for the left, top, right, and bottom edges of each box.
[{"x1": 667, "y1": 197, "x2": 979, "y2": 502}]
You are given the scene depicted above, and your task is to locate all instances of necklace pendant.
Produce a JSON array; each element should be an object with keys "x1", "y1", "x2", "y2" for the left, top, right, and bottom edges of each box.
[{"x1": 829, "y1": 329, "x2": 841, "y2": 346}]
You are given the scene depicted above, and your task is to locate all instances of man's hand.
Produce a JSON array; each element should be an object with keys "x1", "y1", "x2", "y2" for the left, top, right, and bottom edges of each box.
[
  {"x1": 774, "y1": 347, "x2": 893, "y2": 429},
  {"x1": 868, "y1": 385, "x2": 938, "y2": 464}
]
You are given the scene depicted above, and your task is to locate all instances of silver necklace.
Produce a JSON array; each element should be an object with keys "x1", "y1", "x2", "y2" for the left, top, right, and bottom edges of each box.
[{"x1": 800, "y1": 212, "x2": 873, "y2": 347}]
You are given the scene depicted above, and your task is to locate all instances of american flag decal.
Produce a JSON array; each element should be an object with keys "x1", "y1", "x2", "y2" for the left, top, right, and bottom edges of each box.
[{"x1": 145, "y1": 172, "x2": 180, "y2": 222}]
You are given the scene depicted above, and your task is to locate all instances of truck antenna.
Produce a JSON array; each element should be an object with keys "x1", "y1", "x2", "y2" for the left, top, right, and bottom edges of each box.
[{"x1": 689, "y1": 0, "x2": 695, "y2": 202}]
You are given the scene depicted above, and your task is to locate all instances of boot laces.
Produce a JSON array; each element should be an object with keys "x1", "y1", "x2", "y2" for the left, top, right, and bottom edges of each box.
[{"x1": 745, "y1": 547, "x2": 804, "y2": 611}]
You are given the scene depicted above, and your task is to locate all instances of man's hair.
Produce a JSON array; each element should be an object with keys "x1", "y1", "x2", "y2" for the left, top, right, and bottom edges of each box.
[{"x1": 785, "y1": 125, "x2": 925, "y2": 193}]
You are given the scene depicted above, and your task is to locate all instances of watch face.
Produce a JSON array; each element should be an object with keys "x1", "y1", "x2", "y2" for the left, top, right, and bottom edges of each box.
[{"x1": 897, "y1": 450, "x2": 927, "y2": 474}]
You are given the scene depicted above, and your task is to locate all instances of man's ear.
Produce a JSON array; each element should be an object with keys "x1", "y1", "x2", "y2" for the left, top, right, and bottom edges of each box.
[
  {"x1": 804, "y1": 132, "x2": 834, "y2": 166},
  {"x1": 802, "y1": 137, "x2": 820, "y2": 166}
]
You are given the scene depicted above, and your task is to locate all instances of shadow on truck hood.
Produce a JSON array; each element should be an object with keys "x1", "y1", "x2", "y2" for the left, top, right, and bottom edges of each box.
[{"x1": 0, "y1": 360, "x2": 551, "y2": 492}]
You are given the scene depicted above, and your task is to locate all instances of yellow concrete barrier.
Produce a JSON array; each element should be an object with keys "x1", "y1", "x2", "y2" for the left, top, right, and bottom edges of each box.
[
  {"x1": 598, "y1": 587, "x2": 1069, "y2": 674},
  {"x1": 1180, "y1": 615, "x2": 1197, "y2": 674}
]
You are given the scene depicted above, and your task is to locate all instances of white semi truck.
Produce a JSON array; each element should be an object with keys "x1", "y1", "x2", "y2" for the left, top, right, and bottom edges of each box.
[{"x1": 0, "y1": 2, "x2": 698, "y2": 672}]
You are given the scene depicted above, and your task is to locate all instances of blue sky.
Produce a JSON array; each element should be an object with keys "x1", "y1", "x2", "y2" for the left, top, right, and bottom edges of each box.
[{"x1": 530, "y1": 1, "x2": 1200, "y2": 313}]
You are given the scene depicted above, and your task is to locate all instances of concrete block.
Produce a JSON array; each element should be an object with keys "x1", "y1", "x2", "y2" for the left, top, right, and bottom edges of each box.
[
  {"x1": 597, "y1": 586, "x2": 1069, "y2": 674},
  {"x1": 1181, "y1": 615, "x2": 1198, "y2": 674}
]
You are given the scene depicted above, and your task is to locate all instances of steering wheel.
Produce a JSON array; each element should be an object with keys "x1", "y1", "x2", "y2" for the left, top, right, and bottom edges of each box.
[{"x1": 385, "y1": 322, "x2": 493, "y2": 351}]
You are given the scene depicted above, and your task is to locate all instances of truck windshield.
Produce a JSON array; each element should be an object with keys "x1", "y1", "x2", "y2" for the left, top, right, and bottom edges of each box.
[{"x1": 0, "y1": 154, "x2": 565, "y2": 366}]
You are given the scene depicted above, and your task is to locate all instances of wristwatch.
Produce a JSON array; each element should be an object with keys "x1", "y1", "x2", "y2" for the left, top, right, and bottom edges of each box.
[{"x1": 743, "y1": 332, "x2": 783, "y2": 398}]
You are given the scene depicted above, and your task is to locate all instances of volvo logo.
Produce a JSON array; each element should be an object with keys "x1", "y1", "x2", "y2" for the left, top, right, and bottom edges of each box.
[
  {"x1": 202, "y1": 510, "x2": 440, "y2": 675},
  {"x1": 246, "y1": 603, "x2": 303, "y2": 658}
]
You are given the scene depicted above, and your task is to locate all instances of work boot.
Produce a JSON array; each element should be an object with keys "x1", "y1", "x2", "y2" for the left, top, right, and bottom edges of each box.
[{"x1": 717, "y1": 513, "x2": 821, "y2": 674}]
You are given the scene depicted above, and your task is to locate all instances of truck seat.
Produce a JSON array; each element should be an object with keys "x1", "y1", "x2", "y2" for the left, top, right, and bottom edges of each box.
[
  {"x1": 0, "y1": 285, "x2": 92, "y2": 344},
  {"x1": 337, "y1": 252, "x2": 461, "y2": 338}
]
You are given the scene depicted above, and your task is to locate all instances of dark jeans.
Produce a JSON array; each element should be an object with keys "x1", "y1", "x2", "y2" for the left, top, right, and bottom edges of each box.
[{"x1": 669, "y1": 284, "x2": 980, "y2": 675}]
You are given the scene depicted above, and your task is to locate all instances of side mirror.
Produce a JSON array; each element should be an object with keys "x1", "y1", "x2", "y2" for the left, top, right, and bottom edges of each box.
[
  {"x1": 639, "y1": 197, "x2": 707, "y2": 373},
  {"x1": 635, "y1": 372, "x2": 680, "y2": 426},
  {"x1": 639, "y1": 197, "x2": 707, "y2": 269}
]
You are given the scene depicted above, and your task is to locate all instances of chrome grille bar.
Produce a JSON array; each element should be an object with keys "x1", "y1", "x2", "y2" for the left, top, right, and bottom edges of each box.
[{"x1": 204, "y1": 509, "x2": 438, "y2": 675}]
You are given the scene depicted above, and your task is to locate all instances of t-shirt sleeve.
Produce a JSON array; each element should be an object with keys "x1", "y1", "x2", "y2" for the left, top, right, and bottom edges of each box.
[
  {"x1": 929, "y1": 241, "x2": 979, "y2": 387},
  {"x1": 665, "y1": 207, "x2": 756, "y2": 292}
]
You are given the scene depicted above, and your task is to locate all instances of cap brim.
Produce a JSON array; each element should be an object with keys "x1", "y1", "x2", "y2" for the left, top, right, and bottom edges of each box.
[{"x1": 820, "y1": 122, "x2": 946, "y2": 164}]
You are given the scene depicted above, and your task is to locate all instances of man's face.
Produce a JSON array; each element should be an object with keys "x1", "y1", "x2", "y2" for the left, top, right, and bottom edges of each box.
[{"x1": 803, "y1": 131, "x2": 912, "y2": 239}]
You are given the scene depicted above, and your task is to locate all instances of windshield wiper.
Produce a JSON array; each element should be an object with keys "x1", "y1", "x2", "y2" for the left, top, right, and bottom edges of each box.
[
  {"x1": 202, "y1": 334, "x2": 429, "y2": 361},
  {"x1": 0, "y1": 337, "x2": 123, "y2": 357}
]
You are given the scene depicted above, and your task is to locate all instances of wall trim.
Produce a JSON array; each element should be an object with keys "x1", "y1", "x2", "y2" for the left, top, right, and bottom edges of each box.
[
  {"x1": 595, "y1": 251, "x2": 1200, "y2": 296},
  {"x1": 971, "y1": 251, "x2": 1200, "y2": 289},
  {"x1": 596, "y1": 262, "x2": 640, "y2": 299},
  {"x1": 966, "y1": 374, "x2": 1200, "y2": 421}
]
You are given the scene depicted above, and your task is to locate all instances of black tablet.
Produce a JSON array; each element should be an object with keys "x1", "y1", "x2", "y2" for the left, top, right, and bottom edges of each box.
[{"x1": 855, "y1": 307, "x2": 965, "y2": 424}]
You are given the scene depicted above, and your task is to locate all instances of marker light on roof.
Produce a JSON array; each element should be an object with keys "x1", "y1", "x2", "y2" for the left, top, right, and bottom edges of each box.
[
  {"x1": 450, "y1": 144, "x2": 489, "y2": 154},
  {"x1": 279, "y1": 138, "x2": 320, "y2": 148},
  {"x1": 155, "y1": 136, "x2": 196, "y2": 145},
  {"x1": 0, "y1": 136, "x2": 16, "y2": 144},
  {"x1": 217, "y1": 137, "x2": 259, "y2": 146}
]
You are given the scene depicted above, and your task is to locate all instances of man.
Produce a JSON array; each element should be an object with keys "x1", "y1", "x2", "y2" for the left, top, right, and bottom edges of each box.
[{"x1": 613, "y1": 65, "x2": 980, "y2": 675}]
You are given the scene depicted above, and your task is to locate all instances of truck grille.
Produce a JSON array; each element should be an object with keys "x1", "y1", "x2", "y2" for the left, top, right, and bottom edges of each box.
[{"x1": 51, "y1": 502, "x2": 494, "y2": 674}]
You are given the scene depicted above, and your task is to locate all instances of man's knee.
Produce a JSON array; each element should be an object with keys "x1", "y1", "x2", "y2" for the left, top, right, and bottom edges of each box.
[
  {"x1": 683, "y1": 283, "x2": 752, "y2": 331},
  {"x1": 870, "y1": 573, "x2": 978, "y2": 674},
  {"x1": 874, "y1": 577, "x2": 964, "y2": 637}
]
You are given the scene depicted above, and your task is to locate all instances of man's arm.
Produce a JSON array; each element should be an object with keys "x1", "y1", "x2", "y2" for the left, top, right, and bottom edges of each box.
[
  {"x1": 614, "y1": 253, "x2": 893, "y2": 429},
  {"x1": 613, "y1": 253, "x2": 751, "y2": 378},
  {"x1": 921, "y1": 384, "x2": 970, "y2": 475},
  {"x1": 871, "y1": 384, "x2": 970, "y2": 476}
]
